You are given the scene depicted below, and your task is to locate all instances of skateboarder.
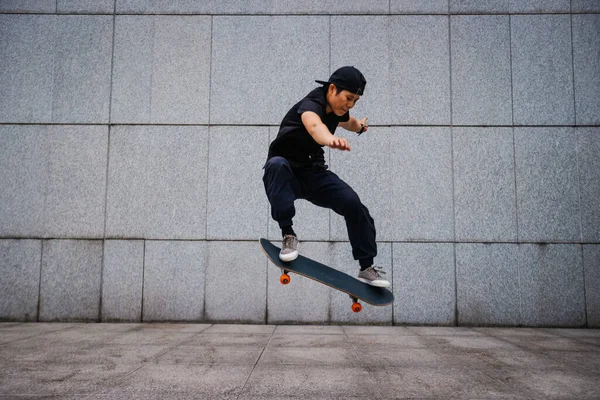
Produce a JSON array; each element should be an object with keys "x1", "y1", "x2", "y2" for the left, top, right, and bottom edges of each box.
[{"x1": 262, "y1": 66, "x2": 390, "y2": 288}]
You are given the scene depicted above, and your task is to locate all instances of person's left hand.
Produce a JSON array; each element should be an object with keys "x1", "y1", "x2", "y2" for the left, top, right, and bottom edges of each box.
[{"x1": 358, "y1": 117, "x2": 369, "y2": 134}]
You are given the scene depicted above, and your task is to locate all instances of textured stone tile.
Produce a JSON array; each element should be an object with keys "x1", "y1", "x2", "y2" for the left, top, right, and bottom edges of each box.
[
  {"x1": 158, "y1": 344, "x2": 264, "y2": 366},
  {"x1": 100, "y1": 364, "x2": 253, "y2": 399},
  {"x1": 584, "y1": 245, "x2": 600, "y2": 328},
  {"x1": 185, "y1": 333, "x2": 270, "y2": 348},
  {"x1": 408, "y1": 326, "x2": 483, "y2": 336},
  {"x1": 573, "y1": 15, "x2": 600, "y2": 125},
  {"x1": 456, "y1": 244, "x2": 520, "y2": 326},
  {"x1": 519, "y1": 244, "x2": 585, "y2": 327},
  {"x1": 105, "y1": 125, "x2": 208, "y2": 240},
  {"x1": 201, "y1": 324, "x2": 274, "y2": 334},
  {"x1": 578, "y1": 128, "x2": 600, "y2": 242},
  {"x1": 343, "y1": 326, "x2": 412, "y2": 335},
  {"x1": 211, "y1": 16, "x2": 329, "y2": 125},
  {"x1": 450, "y1": 0, "x2": 570, "y2": 13},
  {"x1": 52, "y1": 16, "x2": 113, "y2": 123},
  {"x1": 1, "y1": 15, "x2": 112, "y2": 124},
  {"x1": 511, "y1": 15, "x2": 574, "y2": 125},
  {"x1": 116, "y1": 0, "x2": 208, "y2": 13},
  {"x1": 0, "y1": 240, "x2": 41, "y2": 321},
  {"x1": 101, "y1": 240, "x2": 144, "y2": 322},
  {"x1": 0, "y1": 15, "x2": 54, "y2": 123},
  {"x1": 260, "y1": 346, "x2": 357, "y2": 367},
  {"x1": 266, "y1": 127, "x2": 329, "y2": 241},
  {"x1": 110, "y1": 16, "x2": 152, "y2": 123},
  {"x1": 451, "y1": 2, "x2": 508, "y2": 14},
  {"x1": 332, "y1": 15, "x2": 450, "y2": 124},
  {"x1": 0, "y1": 0, "x2": 55, "y2": 12},
  {"x1": 510, "y1": 0, "x2": 570, "y2": 12},
  {"x1": 394, "y1": 243, "x2": 455, "y2": 325},
  {"x1": 39, "y1": 240, "x2": 103, "y2": 321},
  {"x1": 362, "y1": 366, "x2": 517, "y2": 399},
  {"x1": 451, "y1": 15, "x2": 512, "y2": 125},
  {"x1": 473, "y1": 327, "x2": 558, "y2": 337},
  {"x1": 390, "y1": 127, "x2": 454, "y2": 241},
  {"x1": 273, "y1": 325, "x2": 344, "y2": 335},
  {"x1": 267, "y1": 242, "x2": 329, "y2": 324},
  {"x1": 329, "y1": 128, "x2": 392, "y2": 241},
  {"x1": 207, "y1": 127, "x2": 269, "y2": 240},
  {"x1": 116, "y1": 0, "x2": 389, "y2": 14},
  {"x1": 0, "y1": 125, "x2": 108, "y2": 238},
  {"x1": 331, "y1": 16, "x2": 390, "y2": 125},
  {"x1": 44, "y1": 126, "x2": 108, "y2": 238},
  {"x1": 389, "y1": 16, "x2": 450, "y2": 124},
  {"x1": 483, "y1": 367, "x2": 598, "y2": 399},
  {"x1": 57, "y1": 0, "x2": 114, "y2": 13},
  {"x1": 111, "y1": 16, "x2": 211, "y2": 124},
  {"x1": 0, "y1": 360, "x2": 134, "y2": 397},
  {"x1": 514, "y1": 128, "x2": 581, "y2": 242},
  {"x1": 329, "y1": 242, "x2": 392, "y2": 324},
  {"x1": 269, "y1": 0, "x2": 389, "y2": 14},
  {"x1": 0, "y1": 126, "x2": 47, "y2": 237},
  {"x1": 391, "y1": 0, "x2": 448, "y2": 13},
  {"x1": 572, "y1": 0, "x2": 600, "y2": 12},
  {"x1": 205, "y1": 241, "x2": 266, "y2": 323},
  {"x1": 143, "y1": 241, "x2": 206, "y2": 322},
  {"x1": 105, "y1": 330, "x2": 196, "y2": 346},
  {"x1": 151, "y1": 16, "x2": 210, "y2": 124},
  {"x1": 241, "y1": 365, "x2": 373, "y2": 399},
  {"x1": 453, "y1": 128, "x2": 517, "y2": 242}
]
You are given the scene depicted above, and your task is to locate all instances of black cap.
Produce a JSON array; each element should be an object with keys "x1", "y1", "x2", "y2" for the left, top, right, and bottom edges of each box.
[{"x1": 315, "y1": 66, "x2": 366, "y2": 96}]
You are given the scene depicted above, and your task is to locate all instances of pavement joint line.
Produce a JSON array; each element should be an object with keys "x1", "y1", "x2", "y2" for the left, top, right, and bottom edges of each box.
[
  {"x1": 0, "y1": 323, "x2": 77, "y2": 347},
  {"x1": 80, "y1": 323, "x2": 215, "y2": 398},
  {"x1": 234, "y1": 325, "x2": 276, "y2": 400}
]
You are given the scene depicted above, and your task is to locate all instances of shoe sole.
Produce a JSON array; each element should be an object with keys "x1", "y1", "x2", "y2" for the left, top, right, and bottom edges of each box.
[
  {"x1": 357, "y1": 277, "x2": 391, "y2": 288},
  {"x1": 279, "y1": 250, "x2": 298, "y2": 262}
]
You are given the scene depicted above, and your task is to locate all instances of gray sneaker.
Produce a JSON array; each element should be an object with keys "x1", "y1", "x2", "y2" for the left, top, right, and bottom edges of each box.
[
  {"x1": 279, "y1": 234, "x2": 299, "y2": 262},
  {"x1": 358, "y1": 266, "x2": 390, "y2": 288}
]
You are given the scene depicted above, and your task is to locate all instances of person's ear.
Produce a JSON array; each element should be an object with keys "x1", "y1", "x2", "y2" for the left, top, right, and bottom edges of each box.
[{"x1": 328, "y1": 83, "x2": 337, "y2": 96}]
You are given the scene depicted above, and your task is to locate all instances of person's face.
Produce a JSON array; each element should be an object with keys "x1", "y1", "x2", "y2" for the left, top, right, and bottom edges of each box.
[{"x1": 326, "y1": 84, "x2": 360, "y2": 116}]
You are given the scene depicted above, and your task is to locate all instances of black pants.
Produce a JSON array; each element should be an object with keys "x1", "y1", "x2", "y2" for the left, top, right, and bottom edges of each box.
[{"x1": 262, "y1": 156, "x2": 376, "y2": 267}]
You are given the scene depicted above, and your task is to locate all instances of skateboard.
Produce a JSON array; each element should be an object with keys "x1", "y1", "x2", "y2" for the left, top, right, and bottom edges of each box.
[{"x1": 259, "y1": 238, "x2": 394, "y2": 313}]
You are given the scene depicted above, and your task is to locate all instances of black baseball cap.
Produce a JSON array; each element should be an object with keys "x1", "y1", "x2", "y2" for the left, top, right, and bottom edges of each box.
[{"x1": 315, "y1": 66, "x2": 366, "y2": 96}]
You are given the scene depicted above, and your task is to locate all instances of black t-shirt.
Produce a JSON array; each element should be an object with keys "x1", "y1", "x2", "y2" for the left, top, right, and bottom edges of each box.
[{"x1": 267, "y1": 86, "x2": 350, "y2": 168}]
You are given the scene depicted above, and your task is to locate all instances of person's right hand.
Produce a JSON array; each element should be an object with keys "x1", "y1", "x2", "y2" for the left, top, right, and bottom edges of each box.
[{"x1": 329, "y1": 136, "x2": 351, "y2": 151}]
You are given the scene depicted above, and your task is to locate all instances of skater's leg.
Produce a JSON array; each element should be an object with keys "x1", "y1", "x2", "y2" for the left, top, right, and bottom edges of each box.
[
  {"x1": 263, "y1": 157, "x2": 301, "y2": 261},
  {"x1": 304, "y1": 169, "x2": 377, "y2": 267},
  {"x1": 262, "y1": 157, "x2": 302, "y2": 231}
]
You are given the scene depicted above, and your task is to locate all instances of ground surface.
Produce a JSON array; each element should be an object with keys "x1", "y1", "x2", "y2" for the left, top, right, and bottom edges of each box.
[{"x1": 1, "y1": 323, "x2": 599, "y2": 399}]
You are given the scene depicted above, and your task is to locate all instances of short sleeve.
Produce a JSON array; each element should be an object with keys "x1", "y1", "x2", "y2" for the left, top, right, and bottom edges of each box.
[{"x1": 298, "y1": 98, "x2": 323, "y2": 116}]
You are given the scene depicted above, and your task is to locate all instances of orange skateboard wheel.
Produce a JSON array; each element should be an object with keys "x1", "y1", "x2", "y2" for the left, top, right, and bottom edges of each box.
[
  {"x1": 280, "y1": 273, "x2": 290, "y2": 285},
  {"x1": 351, "y1": 302, "x2": 362, "y2": 313}
]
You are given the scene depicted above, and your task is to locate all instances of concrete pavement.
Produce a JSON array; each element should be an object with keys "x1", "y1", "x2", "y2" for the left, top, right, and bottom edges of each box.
[{"x1": 0, "y1": 323, "x2": 599, "y2": 399}]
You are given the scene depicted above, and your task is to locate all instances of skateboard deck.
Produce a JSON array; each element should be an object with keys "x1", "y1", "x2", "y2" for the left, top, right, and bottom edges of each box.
[{"x1": 259, "y1": 238, "x2": 394, "y2": 312}]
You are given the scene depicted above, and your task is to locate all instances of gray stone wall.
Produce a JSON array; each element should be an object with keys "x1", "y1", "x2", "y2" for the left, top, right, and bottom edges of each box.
[{"x1": 1, "y1": 1, "x2": 599, "y2": 326}]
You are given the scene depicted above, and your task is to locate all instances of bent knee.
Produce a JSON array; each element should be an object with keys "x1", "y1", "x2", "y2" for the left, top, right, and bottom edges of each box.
[{"x1": 341, "y1": 190, "x2": 362, "y2": 212}]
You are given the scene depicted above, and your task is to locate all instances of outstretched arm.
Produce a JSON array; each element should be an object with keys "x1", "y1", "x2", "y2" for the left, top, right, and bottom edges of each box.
[
  {"x1": 339, "y1": 116, "x2": 369, "y2": 134},
  {"x1": 301, "y1": 111, "x2": 351, "y2": 151}
]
